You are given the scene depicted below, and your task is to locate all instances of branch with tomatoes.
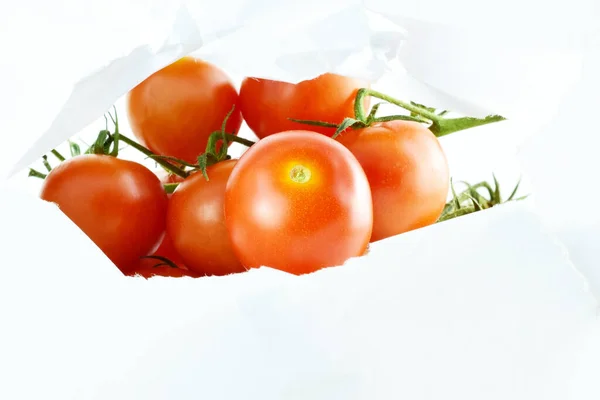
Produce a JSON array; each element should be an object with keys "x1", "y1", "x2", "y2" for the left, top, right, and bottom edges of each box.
[{"x1": 30, "y1": 56, "x2": 527, "y2": 279}]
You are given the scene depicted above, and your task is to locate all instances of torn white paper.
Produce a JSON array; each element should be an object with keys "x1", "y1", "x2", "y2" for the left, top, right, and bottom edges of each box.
[
  {"x1": 1, "y1": 0, "x2": 592, "y2": 178},
  {"x1": 1, "y1": 195, "x2": 596, "y2": 399}
]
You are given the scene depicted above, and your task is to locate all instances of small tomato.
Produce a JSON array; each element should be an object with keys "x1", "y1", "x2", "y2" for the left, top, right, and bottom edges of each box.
[
  {"x1": 224, "y1": 130, "x2": 373, "y2": 275},
  {"x1": 39, "y1": 155, "x2": 169, "y2": 274},
  {"x1": 336, "y1": 120, "x2": 450, "y2": 242},
  {"x1": 167, "y1": 160, "x2": 245, "y2": 276},
  {"x1": 238, "y1": 73, "x2": 369, "y2": 139},
  {"x1": 127, "y1": 56, "x2": 242, "y2": 163}
]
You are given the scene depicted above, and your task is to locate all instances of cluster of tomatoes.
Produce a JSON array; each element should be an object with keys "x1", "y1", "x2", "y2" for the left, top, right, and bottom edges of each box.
[{"x1": 37, "y1": 56, "x2": 467, "y2": 279}]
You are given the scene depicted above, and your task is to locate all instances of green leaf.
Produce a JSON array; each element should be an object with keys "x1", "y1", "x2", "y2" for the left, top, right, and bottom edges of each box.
[
  {"x1": 86, "y1": 129, "x2": 111, "y2": 155},
  {"x1": 437, "y1": 206, "x2": 476, "y2": 222},
  {"x1": 430, "y1": 114, "x2": 506, "y2": 137},
  {"x1": 366, "y1": 102, "x2": 385, "y2": 123},
  {"x1": 507, "y1": 178, "x2": 522, "y2": 201},
  {"x1": 332, "y1": 118, "x2": 365, "y2": 139},
  {"x1": 466, "y1": 194, "x2": 483, "y2": 211},
  {"x1": 450, "y1": 178, "x2": 461, "y2": 210},
  {"x1": 492, "y1": 173, "x2": 501, "y2": 204},
  {"x1": 163, "y1": 183, "x2": 179, "y2": 194},
  {"x1": 68, "y1": 141, "x2": 81, "y2": 157},
  {"x1": 28, "y1": 168, "x2": 47, "y2": 179}
]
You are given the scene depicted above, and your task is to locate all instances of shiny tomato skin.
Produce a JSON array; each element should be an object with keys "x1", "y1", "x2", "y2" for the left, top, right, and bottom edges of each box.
[
  {"x1": 127, "y1": 56, "x2": 242, "y2": 163},
  {"x1": 167, "y1": 160, "x2": 246, "y2": 276},
  {"x1": 238, "y1": 73, "x2": 369, "y2": 139},
  {"x1": 126, "y1": 170, "x2": 194, "y2": 277},
  {"x1": 39, "y1": 155, "x2": 169, "y2": 274},
  {"x1": 224, "y1": 130, "x2": 373, "y2": 275},
  {"x1": 336, "y1": 120, "x2": 450, "y2": 242}
]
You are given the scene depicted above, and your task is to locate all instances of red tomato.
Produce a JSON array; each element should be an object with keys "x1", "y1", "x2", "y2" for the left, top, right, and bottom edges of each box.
[
  {"x1": 224, "y1": 130, "x2": 373, "y2": 275},
  {"x1": 127, "y1": 264, "x2": 197, "y2": 278},
  {"x1": 126, "y1": 170, "x2": 196, "y2": 277},
  {"x1": 126, "y1": 233, "x2": 200, "y2": 278},
  {"x1": 336, "y1": 120, "x2": 450, "y2": 242},
  {"x1": 127, "y1": 56, "x2": 243, "y2": 163},
  {"x1": 39, "y1": 155, "x2": 169, "y2": 274},
  {"x1": 167, "y1": 160, "x2": 246, "y2": 276},
  {"x1": 238, "y1": 73, "x2": 369, "y2": 139}
]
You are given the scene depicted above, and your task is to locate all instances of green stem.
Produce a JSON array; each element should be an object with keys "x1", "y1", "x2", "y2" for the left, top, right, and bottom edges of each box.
[
  {"x1": 355, "y1": 88, "x2": 506, "y2": 137},
  {"x1": 211, "y1": 132, "x2": 255, "y2": 149},
  {"x1": 42, "y1": 155, "x2": 52, "y2": 172},
  {"x1": 355, "y1": 88, "x2": 441, "y2": 123},
  {"x1": 373, "y1": 114, "x2": 430, "y2": 124},
  {"x1": 118, "y1": 134, "x2": 189, "y2": 178},
  {"x1": 163, "y1": 183, "x2": 179, "y2": 194},
  {"x1": 51, "y1": 149, "x2": 66, "y2": 162}
]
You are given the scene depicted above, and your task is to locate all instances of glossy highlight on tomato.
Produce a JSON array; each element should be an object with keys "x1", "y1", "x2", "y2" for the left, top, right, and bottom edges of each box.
[
  {"x1": 238, "y1": 73, "x2": 369, "y2": 139},
  {"x1": 39, "y1": 155, "x2": 169, "y2": 274},
  {"x1": 224, "y1": 130, "x2": 373, "y2": 275},
  {"x1": 127, "y1": 56, "x2": 243, "y2": 163},
  {"x1": 167, "y1": 160, "x2": 246, "y2": 276},
  {"x1": 336, "y1": 120, "x2": 450, "y2": 242}
]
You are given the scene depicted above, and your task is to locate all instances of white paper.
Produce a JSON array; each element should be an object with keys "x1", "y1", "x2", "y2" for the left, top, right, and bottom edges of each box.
[
  {"x1": 1, "y1": 0, "x2": 593, "y2": 178},
  {"x1": 518, "y1": 37, "x2": 600, "y2": 298},
  {"x1": 1, "y1": 196, "x2": 597, "y2": 399}
]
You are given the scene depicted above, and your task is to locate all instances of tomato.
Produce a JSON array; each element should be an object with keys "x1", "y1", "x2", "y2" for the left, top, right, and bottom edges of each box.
[
  {"x1": 126, "y1": 170, "x2": 196, "y2": 277},
  {"x1": 336, "y1": 120, "x2": 450, "y2": 242},
  {"x1": 127, "y1": 56, "x2": 243, "y2": 163},
  {"x1": 238, "y1": 73, "x2": 369, "y2": 139},
  {"x1": 39, "y1": 155, "x2": 169, "y2": 273},
  {"x1": 167, "y1": 160, "x2": 246, "y2": 276},
  {"x1": 224, "y1": 130, "x2": 373, "y2": 275},
  {"x1": 126, "y1": 233, "x2": 200, "y2": 279}
]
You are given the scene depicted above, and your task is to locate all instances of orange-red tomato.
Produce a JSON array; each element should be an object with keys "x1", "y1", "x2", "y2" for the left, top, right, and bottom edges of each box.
[
  {"x1": 167, "y1": 160, "x2": 246, "y2": 276},
  {"x1": 336, "y1": 120, "x2": 450, "y2": 242},
  {"x1": 224, "y1": 130, "x2": 373, "y2": 275},
  {"x1": 238, "y1": 73, "x2": 369, "y2": 139},
  {"x1": 39, "y1": 155, "x2": 169, "y2": 274},
  {"x1": 126, "y1": 233, "x2": 200, "y2": 278},
  {"x1": 126, "y1": 170, "x2": 199, "y2": 278},
  {"x1": 127, "y1": 56, "x2": 243, "y2": 163}
]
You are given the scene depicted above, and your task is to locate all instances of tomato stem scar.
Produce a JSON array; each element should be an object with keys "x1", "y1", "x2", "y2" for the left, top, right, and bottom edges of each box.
[{"x1": 290, "y1": 165, "x2": 311, "y2": 183}]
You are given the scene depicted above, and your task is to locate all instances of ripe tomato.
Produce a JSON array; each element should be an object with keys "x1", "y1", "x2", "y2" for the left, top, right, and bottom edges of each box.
[
  {"x1": 224, "y1": 130, "x2": 373, "y2": 275},
  {"x1": 336, "y1": 120, "x2": 450, "y2": 242},
  {"x1": 125, "y1": 170, "x2": 192, "y2": 277},
  {"x1": 126, "y1": 233, "x2": 200, "y2": 279},
  {"x1": 39, "y1": 155, "x2": 169, "y2": 273},
  {"x1": 238, "y1": 73, "x2": 369, "y2": 139},
  {"x1": 127, "y1": 56, "x2": 243, "y2": 163},
  {"x1": 167, "y1": 160, "x2": 246, "y2": 276}
]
